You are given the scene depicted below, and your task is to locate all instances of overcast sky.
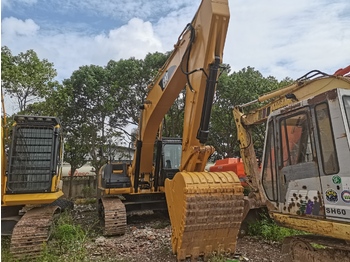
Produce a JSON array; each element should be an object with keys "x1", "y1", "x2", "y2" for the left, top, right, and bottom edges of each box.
[{"x1": 2, "y1": 0, "x2": 350, "y2": 83}]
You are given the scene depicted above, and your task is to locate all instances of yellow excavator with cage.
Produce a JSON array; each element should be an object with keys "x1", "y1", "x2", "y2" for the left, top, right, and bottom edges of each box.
[
  {"x1": 1, "y1": 106, "x2": 66, "y2": 259},
  {"x1": 97, "y1": 0, "x2": 245, "y2": 261},
  {"x1": 234, "y1": 66, "x2": 350, "y2": 261}
]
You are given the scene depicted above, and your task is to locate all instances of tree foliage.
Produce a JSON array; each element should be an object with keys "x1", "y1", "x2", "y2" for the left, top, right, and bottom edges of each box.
[
  {"x1": 106, "y1": 52, "x2": 169, "y2": 128},
  {"x1": 163, "y1": 88, "x2": 185, "y2": 137},
  {"x1": 6, "y1": 45, "x2": 298, "y2": 173},
  {"x1": 208, "y1": 67, "x2": 293, "y2": 160},
  {"x1": 1, "y1": 46, "x2": 57, "y2": 112}
]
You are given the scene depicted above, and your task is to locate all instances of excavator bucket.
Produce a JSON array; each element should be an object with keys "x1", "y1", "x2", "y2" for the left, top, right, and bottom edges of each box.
[{"x1": 165, "y1": 171, "x2": 244, "y2": 261}]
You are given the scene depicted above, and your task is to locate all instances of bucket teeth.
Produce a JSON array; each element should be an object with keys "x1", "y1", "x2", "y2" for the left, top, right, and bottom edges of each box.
[{"x1": 165, "y1": 171, "x2": 244, "y2": 261}]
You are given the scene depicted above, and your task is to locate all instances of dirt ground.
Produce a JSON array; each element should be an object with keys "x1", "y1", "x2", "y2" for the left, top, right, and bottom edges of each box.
[{"x1": 73, "y1": 203, "x2": 284, "y2": 262}]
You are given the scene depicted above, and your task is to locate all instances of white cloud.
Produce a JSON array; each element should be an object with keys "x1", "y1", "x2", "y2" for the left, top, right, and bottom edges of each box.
[
  {"x1": 94, "y1": 18, "x2": 162, "y2": 60},
  {"x1": 1, "y1": 17, "x2": 163, "y2": 81},
  {"x1": 1, "y1": 17, "x2": 40, "y2": 36},
  {"x1": 226, "y1": 0, "x2": 350, "y2": 79},
  {"x1": 154, "y1": 4, "x2": 199, "y2": 49},
  {"x1": 1, "y1": 0, "x2": 350, "y2": 83}
]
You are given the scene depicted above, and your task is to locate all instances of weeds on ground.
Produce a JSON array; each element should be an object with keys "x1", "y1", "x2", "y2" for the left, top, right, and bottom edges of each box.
[
  {"x1": 1, "y1": 211, "x2": 93, "y2": 262},
  {"x1": 81, "y1": 186, "x2": 95, "y2": 198},
  {"x1": 75, "y1": 197, "x2": 97, "y2": 205},
  {"x1": 48, "y1": 211, "x2": 89, "y2": 260},
  {"x1": 247, "y1": 214, "x2": 306, "y2": 242},
  {"x1": 1, "y1": 236, "x2": 15, "y2": 262}
]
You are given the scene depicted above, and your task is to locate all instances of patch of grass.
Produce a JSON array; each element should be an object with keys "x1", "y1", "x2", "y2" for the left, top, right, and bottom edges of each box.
[
  {"x1": 1, "y1": 211, "x2": 92, "y2": 262},
  {"x1": 1, "y1": 236, "x2": 15, "y2": 262},
  {"x1": 311, "y1": 243, "x2": 326, "y2": 249},
  {"x1": 75, "y1": 197, "x2": 97, "y2": 205},
  {"x1": 48, "y1": 211, "x2": 89, "y2": 260},
  {"x1": 247, "y1": 214, "x2": 306, "y2": 242},
  {"x1": 82, "y1": 186, "x2": 95, "y2": 198}
]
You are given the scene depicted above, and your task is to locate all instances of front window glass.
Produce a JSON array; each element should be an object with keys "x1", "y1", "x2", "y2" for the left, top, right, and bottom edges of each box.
[
  {"x1": 280, "y1": 112, "x2": 313, "y2": 167},
  {"x1": 163, "y1": 144, "x2": 182, "y2": 169}
]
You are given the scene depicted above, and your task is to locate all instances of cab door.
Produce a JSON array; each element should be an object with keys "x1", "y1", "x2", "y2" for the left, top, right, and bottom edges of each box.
[{"x1": 274, "y1": 107, "x2": 324, "y2": 217}]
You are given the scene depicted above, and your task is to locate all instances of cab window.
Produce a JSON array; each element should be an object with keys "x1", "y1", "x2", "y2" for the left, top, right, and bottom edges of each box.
[
  {"x1": 343, "y1": 96, "x2": 350, "y2": 129},
  {"x1": 262, "y1": 121, "x2": 277, "y2": 201},
  {"x1": 315, "y1": 103, "x2": 339, "y2": 175},
  {"x1": 280, "y1": 112, "x2": 313, "y2": 167},
  {"x1": 163, "y1": 144, "x2": 182, "y2": 169}
]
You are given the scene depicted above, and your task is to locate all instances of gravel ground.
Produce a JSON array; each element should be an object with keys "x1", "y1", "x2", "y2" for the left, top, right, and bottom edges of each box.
[{"x1": 72, "y1": 203, "x2": 284, "y2": 262}]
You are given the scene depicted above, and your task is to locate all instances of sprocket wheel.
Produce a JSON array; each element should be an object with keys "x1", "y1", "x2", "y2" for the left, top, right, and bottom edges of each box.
[{"x1": 282, "y1": 237, "x2": 315, "y2": 262}]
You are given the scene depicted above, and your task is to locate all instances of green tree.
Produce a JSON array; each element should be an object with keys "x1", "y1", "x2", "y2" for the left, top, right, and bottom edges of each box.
[
  {"x1": 208, "y1": 67, "x2": 292, "y2": 160},
  {"x1": 1, "y1": 46, "x2": 57, "y2": 112},
  {"x1": 163, "y1": 88, "x2": 185, "y2": 137},
  {"x1": 62, "y1": 64, "x2": 122, "y2": 174},
  {"x1": 106, "y1": 52, "x2": 169, "y2": 128},
  {"x1": 64, "y1": 125, "x2": 91, "y2": 198},
  {"x1": 24, "y1": 52, "x2": 170, "y2": 182}
]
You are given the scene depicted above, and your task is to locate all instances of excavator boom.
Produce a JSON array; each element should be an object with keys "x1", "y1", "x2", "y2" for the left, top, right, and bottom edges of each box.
[
  {"x1": 133, "y1": 0, "x2": 230, "y2": 180},
  {"x1": 98, "y1": 1, "x2": 245, "y2": 261}
]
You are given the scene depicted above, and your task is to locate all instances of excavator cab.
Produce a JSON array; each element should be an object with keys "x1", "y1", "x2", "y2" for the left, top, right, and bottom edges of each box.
[
  {"x1": 261, "y1": 88, "x2": 350, "y2": 222},
  {"x1": 154, "y1": 137, "x2": 182, "y2": 187},
  {"x1": 2, "y1": 115, "x2": 63, "y2": 208},
  {"x1": 6, "y1": 115, "x2": 62, "y2": 194},
  {"x1": 1, "y1": 115, "x2": 65, "y2": 258},
  {"x1": 99, "y1": 137, "x2": 182, "y2": 191}
]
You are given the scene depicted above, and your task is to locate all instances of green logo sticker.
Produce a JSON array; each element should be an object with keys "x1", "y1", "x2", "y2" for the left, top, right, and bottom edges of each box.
[{"x1": 332, "y1": 175, "x2": 341, "y2": 184}]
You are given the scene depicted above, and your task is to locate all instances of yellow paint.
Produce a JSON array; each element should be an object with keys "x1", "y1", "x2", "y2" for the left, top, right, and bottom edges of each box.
[
  {"x1": 50, "y1": 175, "x2": 59, "y2": 191},
  {"x1": 239, "y1": 77, "x2": 350, "y2": 125},
  {"x1": 271, "y1": 212, "x2": 350, "y2": 241},
  {"x1": 165, "y1": 171, "x2": 244, "y2": 260},
  {"x1": 102, "y1": 187, "x2": 133, "y2": 195},
  {"x1": 2, "y1": 191, "x2": 64, "y2": 206},
  {"x1": 131, "y1": 0, "x2": 230, "y2": 179}
]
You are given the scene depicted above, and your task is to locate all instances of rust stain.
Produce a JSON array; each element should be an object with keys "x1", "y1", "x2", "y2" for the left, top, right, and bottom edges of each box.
[
  {"x1": 337, "y1": 133, "x2": 347, "y2": 139},
  {"x1": 307, "y1": 89, "x2": 338, "y2": 104}
]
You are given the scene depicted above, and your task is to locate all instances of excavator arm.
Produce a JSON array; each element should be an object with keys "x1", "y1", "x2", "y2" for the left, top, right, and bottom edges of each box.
[{"x1": 133, "y1": 0, "x2": 230, "y2": 183}]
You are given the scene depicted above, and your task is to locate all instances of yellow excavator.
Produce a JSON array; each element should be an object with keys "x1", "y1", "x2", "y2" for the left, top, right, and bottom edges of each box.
[
  {"x1": 97, "y1": 0, "x2": 245, "y2": 261},
  {"x1": 1, "y1": 109, "x2": 65, "y2": 258},
  {"x1": 234, "y1": 66, "x2": 350, "y2": 261}
]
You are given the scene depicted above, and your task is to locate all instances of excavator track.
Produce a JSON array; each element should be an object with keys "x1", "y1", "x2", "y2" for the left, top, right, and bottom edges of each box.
[
  {"x1": 100, "y1": 197, "x2": 127, "y2": 236},
  {"x1": 281, "y1": 235, "x2": 350, "y2": 262},
  {"x1": 165, "y1": 171, "x2": 244, "y2": 261},
  {"x1": 10, "y1": 205, "x2": 60, "y2": 260}
]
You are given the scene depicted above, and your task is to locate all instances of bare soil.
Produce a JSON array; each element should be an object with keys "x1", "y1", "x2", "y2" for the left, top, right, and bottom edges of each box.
[{"x1": 73, "y1": 203, "x2": 284, "y2": 262}]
